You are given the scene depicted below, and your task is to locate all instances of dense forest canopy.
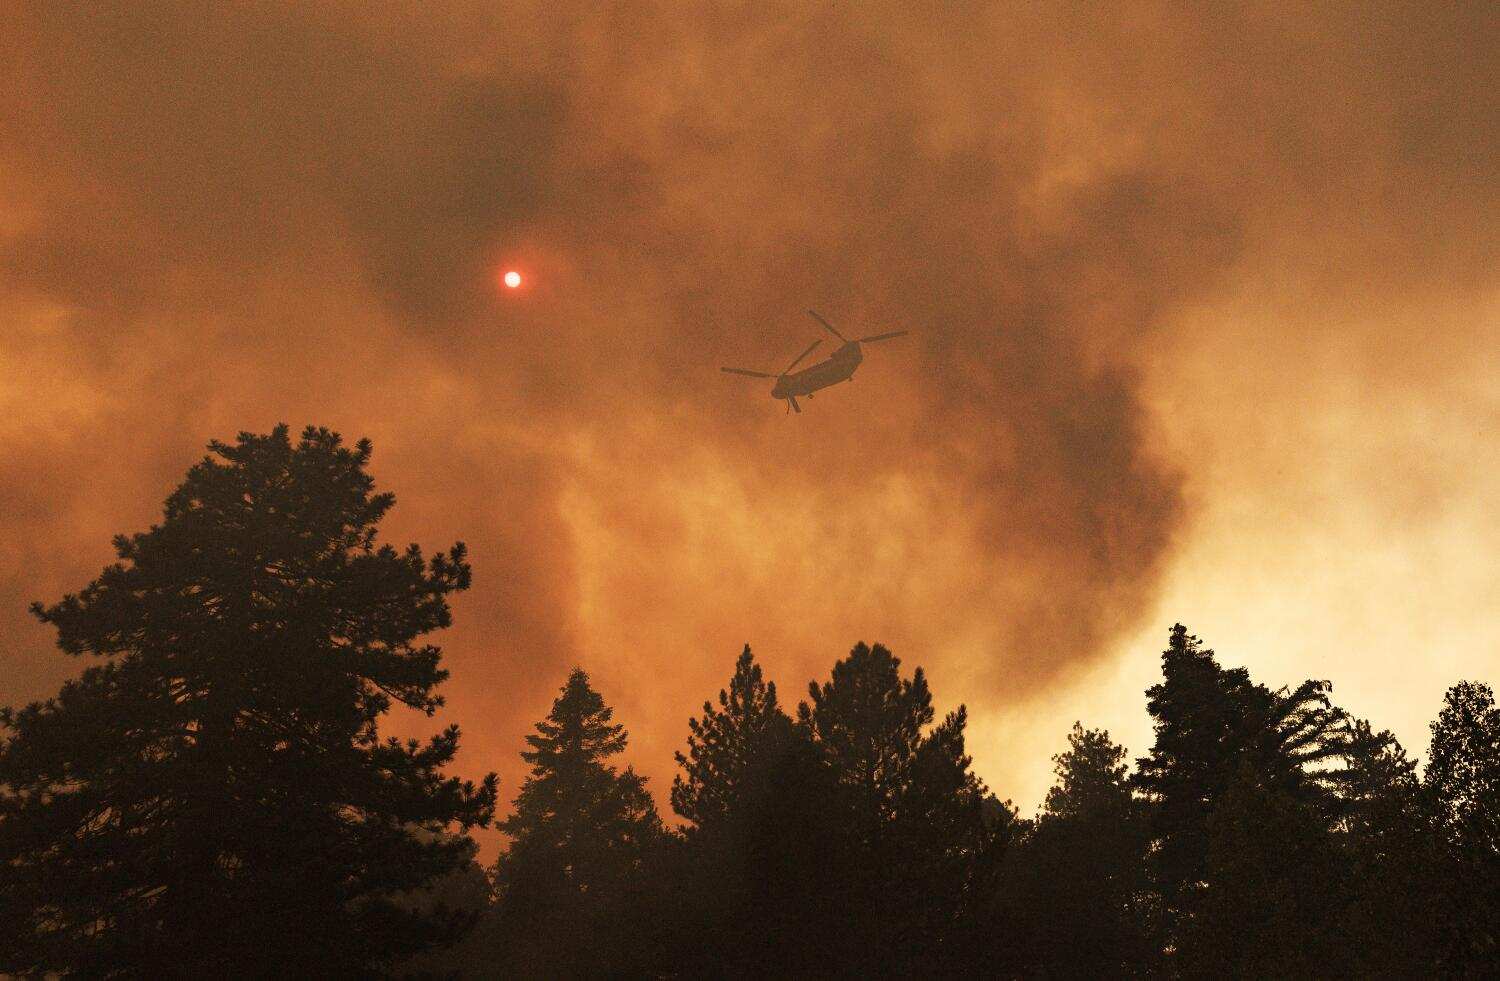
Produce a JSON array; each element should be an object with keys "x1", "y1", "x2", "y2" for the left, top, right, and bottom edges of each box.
[{"x1": 2, "y1": 426, "x2": 1497, "y2": 977}]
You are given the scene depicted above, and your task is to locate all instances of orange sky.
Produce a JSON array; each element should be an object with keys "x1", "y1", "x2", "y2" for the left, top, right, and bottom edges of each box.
[{"x1": 2, "y1": 3, "x2": 1496, "y2": 834}]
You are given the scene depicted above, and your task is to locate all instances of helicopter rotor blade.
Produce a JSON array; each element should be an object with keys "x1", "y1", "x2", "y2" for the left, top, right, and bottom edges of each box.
[
  {"x1": 806, "y1": 310, "x2": 847, "y2": 343},
  {"x1": 783, "y1": 339, "x2": 822, "y2": 374},
  {"x1": 721, "y1": 367, "x2": 776, "y2": 378},
  {"x1": 856, "y1": 330, "x2": 909, "y2": 343}
]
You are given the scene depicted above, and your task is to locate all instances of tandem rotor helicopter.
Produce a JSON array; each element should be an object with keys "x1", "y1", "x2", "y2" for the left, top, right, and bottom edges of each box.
[{"x1": 720, "y1": 310, "x2": 909, "y2": 413}]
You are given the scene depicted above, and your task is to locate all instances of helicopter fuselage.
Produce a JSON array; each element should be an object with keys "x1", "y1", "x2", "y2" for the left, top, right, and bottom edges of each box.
[
  {"x1": 722, "y1": 311, "x2": 907, "y2": 413},
  {"x1": 771, "y1": 342, "x2": 863, "y2": 401}
]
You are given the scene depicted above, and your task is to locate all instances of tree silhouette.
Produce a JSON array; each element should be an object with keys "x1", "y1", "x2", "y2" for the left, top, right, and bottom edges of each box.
[
  {"x1": 1425, "y1": 681, "x2": 1500, "y2": 971},
  {"x1": 799, "y1": 642, "x2": 992, "y2": 973},
  {"x1": 391, "y1": 847, "x2": 497, "y2": 978},
  {"x1": 1132, "y1": 624, "x2": 1355, "y2": 973},
  {"x1": 3, "y1": 423, "x2": 1494, "y2": 981},
  {"x1": 1335, "y1": 720, "x2": 1443, "y2": 975},
  {"x1": 663, "y1": 645, "x2": 850, "y2": 976},
  {"x1": 1134, "y1": 624, "x2": 1273, "y2": 915},
  {"x1": 0, "y1": 425, "x2": 496, "y2": 976},
  {"x1": 1133, "y1": 626, "x2": 1349, "y2": 915},
  {"x1": 1427, "y1": 682, "x2": 1500, "y2": 851},
  {"x1": 1044, "y1": 723, "x2": 1137, "y2": 821},
  {"x1": 489, "y1": 668, "x2": 663, "y2": 977},
  {"x1": 672, "y1": 644, "x2": 794, "y2": 833},
  {"x1": 993, "y1": 724, "x2": 1157, "y2": 977},
  {"x1": 1179, "y1": 761, "x2": 1347, "y2": 976}
]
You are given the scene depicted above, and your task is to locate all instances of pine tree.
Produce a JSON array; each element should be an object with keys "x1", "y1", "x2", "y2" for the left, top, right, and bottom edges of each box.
[
  {"x1": 1180, "y1": 762, "x2": 1348, "y2": 977},
  {"x1": 490, "y1": 668, "x2": 663, "y2": 977},
  {"x1": 664, "y1": 645, "x2": 850, "y2": 976},
  {"x1": 996, "y1": 724, "x2": 1157, "y2": 976},
  {"x1": 1133, "y1": 626, "x2": 1349, "y2": 910},
  {"x1": 799, "y1": 642, "x2": 991, "y2": 972},
  {"x1": 1254, "y1": 676, "x2": 1354, "y2": 805},
  {"x1": 1427, "y1": 681, "x2": 1500, "y2": 852},
  {"x1": 1133, "y1": 625, "x2": 1353, "y2": 972},
  {"x1": 0, "y1": 425, "x2": 497, "y2": 976},
  {"x1": 671, "y1": 644, "x2": 793, "y2": 833},
  {"x1": 392, "y1": 849, "x2": 498, "y2": 978},
  {"x1": 1133, "y1": 624, "x2": 1275, "y2": 911},
  {"x1": 802, "y1": 642, "x2": 941, "y2": 823},
  {"x1": 1425, "y1": 681, "x2": 1500, "y2": 970},
  {"x1": 1335, "y1": 720, "x2": 1443, "y2": 975},
  {"x1": 1043, "y1": 723, "x2": 1135, "y2": 821}
]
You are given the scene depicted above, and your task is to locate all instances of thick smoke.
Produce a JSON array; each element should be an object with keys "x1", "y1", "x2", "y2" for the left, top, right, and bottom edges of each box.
[{"x1": 2, "y1": 3, "x2": 1494, "y2": 809}]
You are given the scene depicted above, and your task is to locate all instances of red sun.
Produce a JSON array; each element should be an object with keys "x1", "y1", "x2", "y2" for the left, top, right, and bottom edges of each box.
[{"x1": 502, "y1": 270, "x2": 522, "y2": 289}]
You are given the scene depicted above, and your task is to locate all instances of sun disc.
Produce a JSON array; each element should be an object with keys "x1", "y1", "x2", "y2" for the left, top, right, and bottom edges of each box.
[{"x1": 503, "y1": 270, "x2": 522, "y2": 288}]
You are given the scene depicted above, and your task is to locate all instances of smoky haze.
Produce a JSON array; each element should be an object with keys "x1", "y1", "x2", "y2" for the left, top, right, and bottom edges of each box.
[{"x1": 2, "y1": 3, "x2": 1495, "y2": 815}]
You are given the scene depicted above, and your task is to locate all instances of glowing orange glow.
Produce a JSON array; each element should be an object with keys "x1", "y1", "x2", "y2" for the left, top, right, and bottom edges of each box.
[{"x1": 503, "y1": 270, "x2": 521, "y2": 289}]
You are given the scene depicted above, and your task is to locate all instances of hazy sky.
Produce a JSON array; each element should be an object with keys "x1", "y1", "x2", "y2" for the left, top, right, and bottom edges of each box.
[{"x1": 2, "y1": 2, "x2": 1496, "y2": 828}]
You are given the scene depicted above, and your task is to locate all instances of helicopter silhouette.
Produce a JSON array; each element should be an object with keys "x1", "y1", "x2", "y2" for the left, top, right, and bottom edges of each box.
[{"x1": 721, "y1": 310, "x2": 908, "y2": 413}]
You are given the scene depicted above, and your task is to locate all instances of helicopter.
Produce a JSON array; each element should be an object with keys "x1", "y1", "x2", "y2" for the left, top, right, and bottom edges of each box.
[{"x1": 721, "y1": 310, "x2": 909, "y2": 413}]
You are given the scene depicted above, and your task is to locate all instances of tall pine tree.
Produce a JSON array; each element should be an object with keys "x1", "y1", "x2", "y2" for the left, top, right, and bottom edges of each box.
[
  {"x1": 993, "y1": 724, "x2": 1157, "y2": 976},
  {"x1": 1334, "y1": 720, "x2": 1443, "y2": 975},
  {"x1": 0, "y1": 425, "x2": 497, "y2": 976},
  {"x1": 799, "y1": 642, "x2": 992, "y2": 973},
  {"x1": 490, "y1": 668, "x2": 663, "y2": 977},
  {"x1": 664, "y1": 645, "x2": 852, "y2": 976},
  {"x1": 1134, "y1": 627, "x2": 1349, "y2": 900},
  {"x1": 1133, "y1": 624, "x2": 1353, "y2": 971},
  {"x1": 1132, "y1": 624, "x2": 1275, "y2": 912},
  {"x1": 1425, "y1": 681, "x2": 1500, "y2": 971},
  {"x1": 672, "y1": 644, "x2": 794, "y2": 833}
]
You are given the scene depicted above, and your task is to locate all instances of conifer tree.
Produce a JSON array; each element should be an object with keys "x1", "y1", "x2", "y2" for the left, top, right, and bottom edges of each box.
[
  {"x1": 1180, "y1": 762, "x2": 1347, "y2": 977},
  {"x1": 490, "y1": 668, "x2": 662, "y2": 976},
  {"x1": 799, "y1": 642, "x2": 991, "y2": 972},
  {"x1": 1425, "y1": 681, "x2": 1500, "y2": 971},
  {"x1": 1427, "y1": 681, "x2": 1500, "y2": 853},
  {"x1": 664, "y1": 645, "x2": 850, "y2": 976},
  {"x1": 995, "y1": 724, "x2": 1156, "y2": 976},
  {"x1": 1133, "y1": 625, "x2": 1349, "y2": 912},
  {"x1": 0, "y1": 425, "x2": 497, "y2": 976},
  {"x1": 801, "y1": 642, "x2": 944, "y2": 821},
  {"x1": 1335, "y1": 720, "x2": 1443, "y2": 975},
  {"x1": 1043, "y1": 723, "x2": 1136, "y2": 821},
  {"x1": 1134, "y1": 625, "x2": 1354, "y2": 970},
  {"x1": 1133, "y1": 624, "x2": 1275, "y2": 910},
  {"x1": 671, "y1": 644, "x2": 793, "y2": 833}
]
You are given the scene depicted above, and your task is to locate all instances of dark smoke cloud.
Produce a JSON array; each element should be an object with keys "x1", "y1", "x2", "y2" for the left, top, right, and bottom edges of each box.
[{"x1": 2, "y1": 2, "x2": 1494, "y2": 816}]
